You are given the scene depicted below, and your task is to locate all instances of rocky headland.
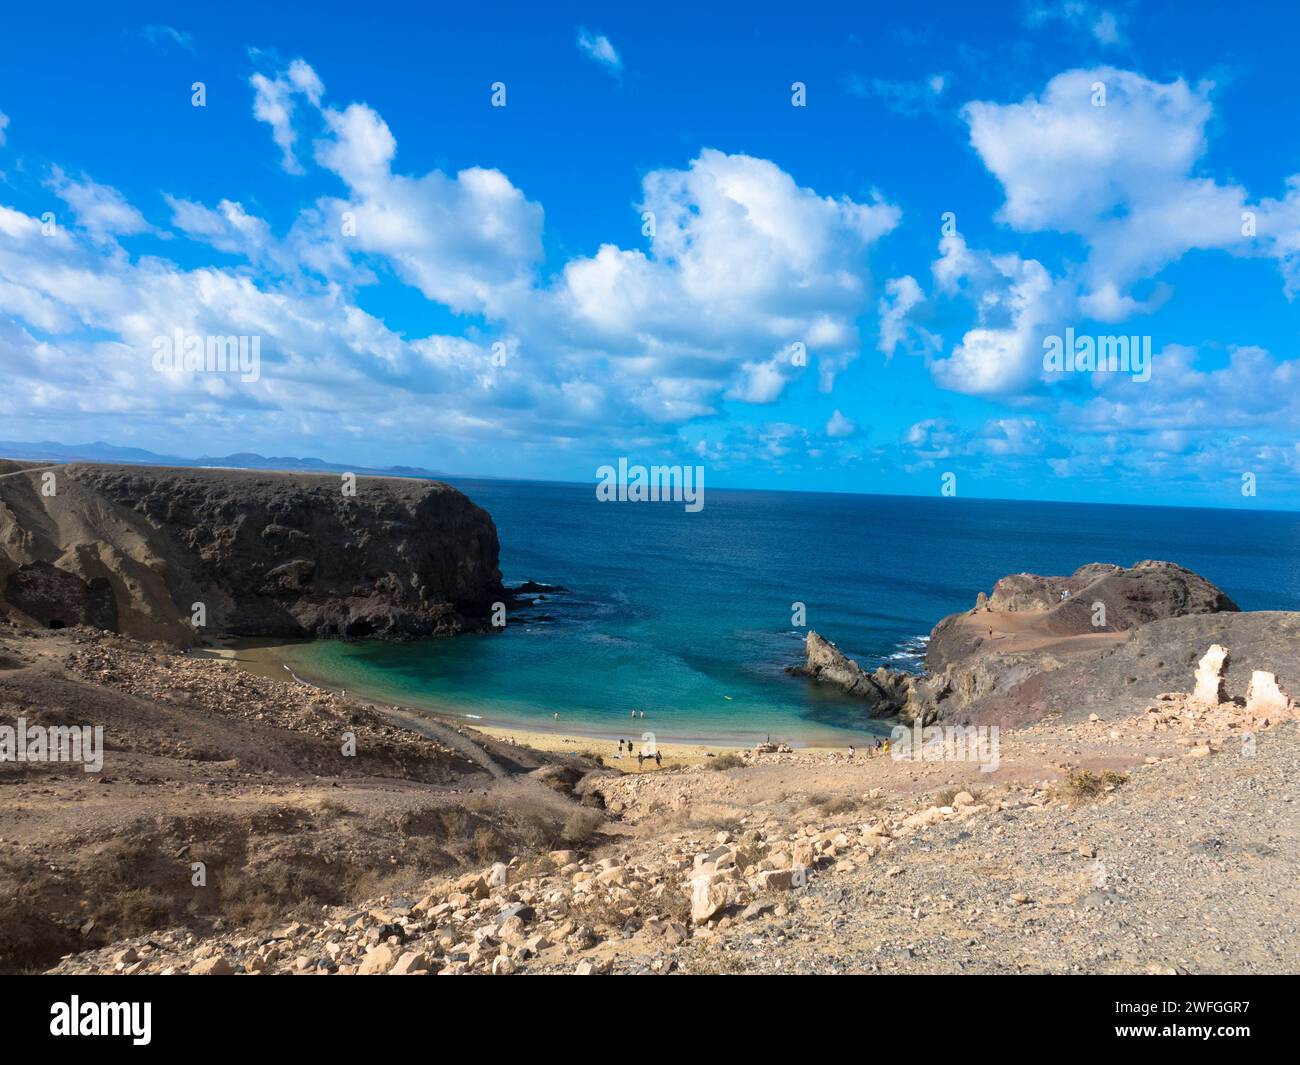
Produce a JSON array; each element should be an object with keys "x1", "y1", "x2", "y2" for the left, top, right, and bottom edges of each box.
[
  {"x1": 790, "y1": 561, "x2": 1298, "y2": 730},
  {"x1": 0, "y1": 460, "x2": 505, "y2": 644}
]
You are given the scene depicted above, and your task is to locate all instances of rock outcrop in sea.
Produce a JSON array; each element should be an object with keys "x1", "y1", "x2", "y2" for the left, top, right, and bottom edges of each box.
[
  {"x1": 0, "y1": 461, "x2": 504, "y2": 643},
  {"x1": 793, "y1": 631, "x2": 911, "y2": 717}
]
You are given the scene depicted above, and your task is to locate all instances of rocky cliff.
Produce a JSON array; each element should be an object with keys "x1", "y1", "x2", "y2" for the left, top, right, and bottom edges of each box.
[
  {"x1": 925, "y1": 560, "x2": 1239, "y2": 673},
  {"x1": 0, "y1": 461, "x2": 504, "y2": 644},
  {"x1": 794, "y1": 560, "x2": 1250, "y2": 726}
]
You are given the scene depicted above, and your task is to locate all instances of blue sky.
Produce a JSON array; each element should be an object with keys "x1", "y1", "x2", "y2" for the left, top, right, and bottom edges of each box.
[{"x1": 1, "y1": 1, "x2": 1298, "y2": 508}]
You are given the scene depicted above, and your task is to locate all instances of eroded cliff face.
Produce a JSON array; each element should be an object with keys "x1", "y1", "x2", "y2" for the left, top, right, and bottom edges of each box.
[
  {"x1": 794, "y1": 561, "x2": 1246, "y2": 726},
  {"x1": 0, "y1": 461, "x2": 504, "y2": 644}
]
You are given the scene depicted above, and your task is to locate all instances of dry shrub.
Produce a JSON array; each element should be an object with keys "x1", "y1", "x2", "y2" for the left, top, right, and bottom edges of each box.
[
  {"x1": 818, "y1": 795, "x2": 859, "y2": 816},
  {"x1": 575, "y1": 879, "x2": 690, "y2": 932},
  {"x1": 0, "y1": 858, "x2": 81, "y2": 973},
  {"x1": 561, "y1": 808, "x2": 605, "y2": 845},
  {"x1": 1063, "y1": 768, "x2": 1129, "y2": 801}
]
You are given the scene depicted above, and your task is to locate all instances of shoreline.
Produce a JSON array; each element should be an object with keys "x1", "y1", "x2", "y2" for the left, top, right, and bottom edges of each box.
[{"x1": 202, "y1": 638, "x2": 863, "y2": 764}]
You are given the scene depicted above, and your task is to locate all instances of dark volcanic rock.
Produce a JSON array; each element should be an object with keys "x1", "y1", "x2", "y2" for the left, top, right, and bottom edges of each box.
[
  {"x1": 788, "y1": 632, "x2": 910, "y2": 717},
  {"x1": 0, "y1": 463, "x2": 504, "y2": 643},
  {"x1": 794, "y1": 560, "x2": 1247, "y2": 727},
  {"x1": 957, "y1": 611, "x2": 1300, "y2": 728},
  {"x1": 3, "y1": 561, "x2": 117, "y2": 631}
]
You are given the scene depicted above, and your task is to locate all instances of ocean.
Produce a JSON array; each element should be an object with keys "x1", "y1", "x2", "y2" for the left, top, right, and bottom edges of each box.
[{"x1": 280, "y1": 481, "x2": 1300, "y2": 746}]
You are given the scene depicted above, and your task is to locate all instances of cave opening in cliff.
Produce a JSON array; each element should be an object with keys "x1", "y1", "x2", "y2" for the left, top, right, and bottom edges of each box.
[{"x1": 47, "y1": 619, "x2": 65, "y2": 629}]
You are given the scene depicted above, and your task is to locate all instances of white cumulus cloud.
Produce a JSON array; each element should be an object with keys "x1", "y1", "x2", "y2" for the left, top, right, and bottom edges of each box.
[{"x1": 576, "y1": 28, "x2": 622, "y2": 75}]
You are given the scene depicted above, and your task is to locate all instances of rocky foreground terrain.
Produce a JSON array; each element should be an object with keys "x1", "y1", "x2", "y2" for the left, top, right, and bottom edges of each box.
[
  {"x1": 10, "y1": 618, "x2": 1295, "y2": 976},
  {"x1": 0, "y1": 622, "x2": 600, "y2": 974},
  {"x1": 0, "y1": 460, "x2": 504, "y2": 643}
]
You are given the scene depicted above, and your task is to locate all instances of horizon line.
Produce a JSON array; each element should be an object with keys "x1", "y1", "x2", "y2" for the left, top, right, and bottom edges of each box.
[{"x1": 2, "y1": 444, "x2": 1295, "y2": 517}]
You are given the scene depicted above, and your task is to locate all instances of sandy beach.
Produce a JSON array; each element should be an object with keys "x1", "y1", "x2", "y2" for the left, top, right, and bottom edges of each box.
[{"x1": 202, "y1": 639, "x2": 848, "y2": 768}]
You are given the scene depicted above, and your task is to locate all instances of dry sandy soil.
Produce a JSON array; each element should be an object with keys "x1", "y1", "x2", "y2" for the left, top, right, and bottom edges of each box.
[
  {"x1": 943, "y1": 606, "x2": 1131, "y2": 659},
  {"x1": 0, "y1": 623, "x2": 601, "y2": 973}
]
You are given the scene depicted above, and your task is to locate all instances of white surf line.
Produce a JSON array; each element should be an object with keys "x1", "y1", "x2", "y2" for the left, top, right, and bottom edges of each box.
[
  {"x1": 281, "y1": 663, "x2": 312, "y2": 686},
  {"x1": 280, "y1": 663, "x2": 349, "y2": 703}
]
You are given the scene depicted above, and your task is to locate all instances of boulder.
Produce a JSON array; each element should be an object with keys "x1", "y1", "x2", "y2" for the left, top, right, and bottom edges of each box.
[
  {"x1": 756, "y1": 869, "x2": 798, "y2": 891},
  {"x1": 357, "y1": 944, "x2": 397, "y2": 975},
  {"x1": 690, "y1": 876, "x2": 732, "y2": 924},
  {"x1": 787, "y1": 632, "x2": 910, "y2": 716},
  {"x1": 189, "y1": 956, "x2": 234, "y2": 976},
  {"x1": 496, "y1": 902, "x2": 535, "y2": 927},
  {"x1": 388, "y1": 951, "x2": 430, "y2": 975},
  {"x1": 1246, "y1": 670, "x2": 1294, "y2": 719},
  {"x1": 1193, "y1": 645, "x2": 1230, "y2": 706}
]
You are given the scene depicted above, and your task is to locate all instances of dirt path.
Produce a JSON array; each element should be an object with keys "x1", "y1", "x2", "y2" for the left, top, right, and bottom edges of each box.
[
  {"x1": 378, "y1": 705, "x2": 507, "y2": 779},
  {"x1": 266, "y1": 656, "x2": 509, "y2": 780},
  {"x1": 952, "y1": 608, "x2": 1130, "y2": 657}
]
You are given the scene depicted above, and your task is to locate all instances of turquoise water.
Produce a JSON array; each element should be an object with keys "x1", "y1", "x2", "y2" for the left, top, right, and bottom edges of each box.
[{"x1": 282, "y1": 482, "x2": 1300, "y2": 746}]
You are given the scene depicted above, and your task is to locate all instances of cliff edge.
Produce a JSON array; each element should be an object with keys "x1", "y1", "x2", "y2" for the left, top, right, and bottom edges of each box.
[{"x1": 0, "y1": 460, "x2": 504, "y2": 644}]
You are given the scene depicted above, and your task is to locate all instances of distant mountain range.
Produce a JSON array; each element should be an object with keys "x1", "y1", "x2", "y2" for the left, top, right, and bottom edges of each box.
[{"x1": 0, "y1": 440, "x2": 452, "y2": 481}]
